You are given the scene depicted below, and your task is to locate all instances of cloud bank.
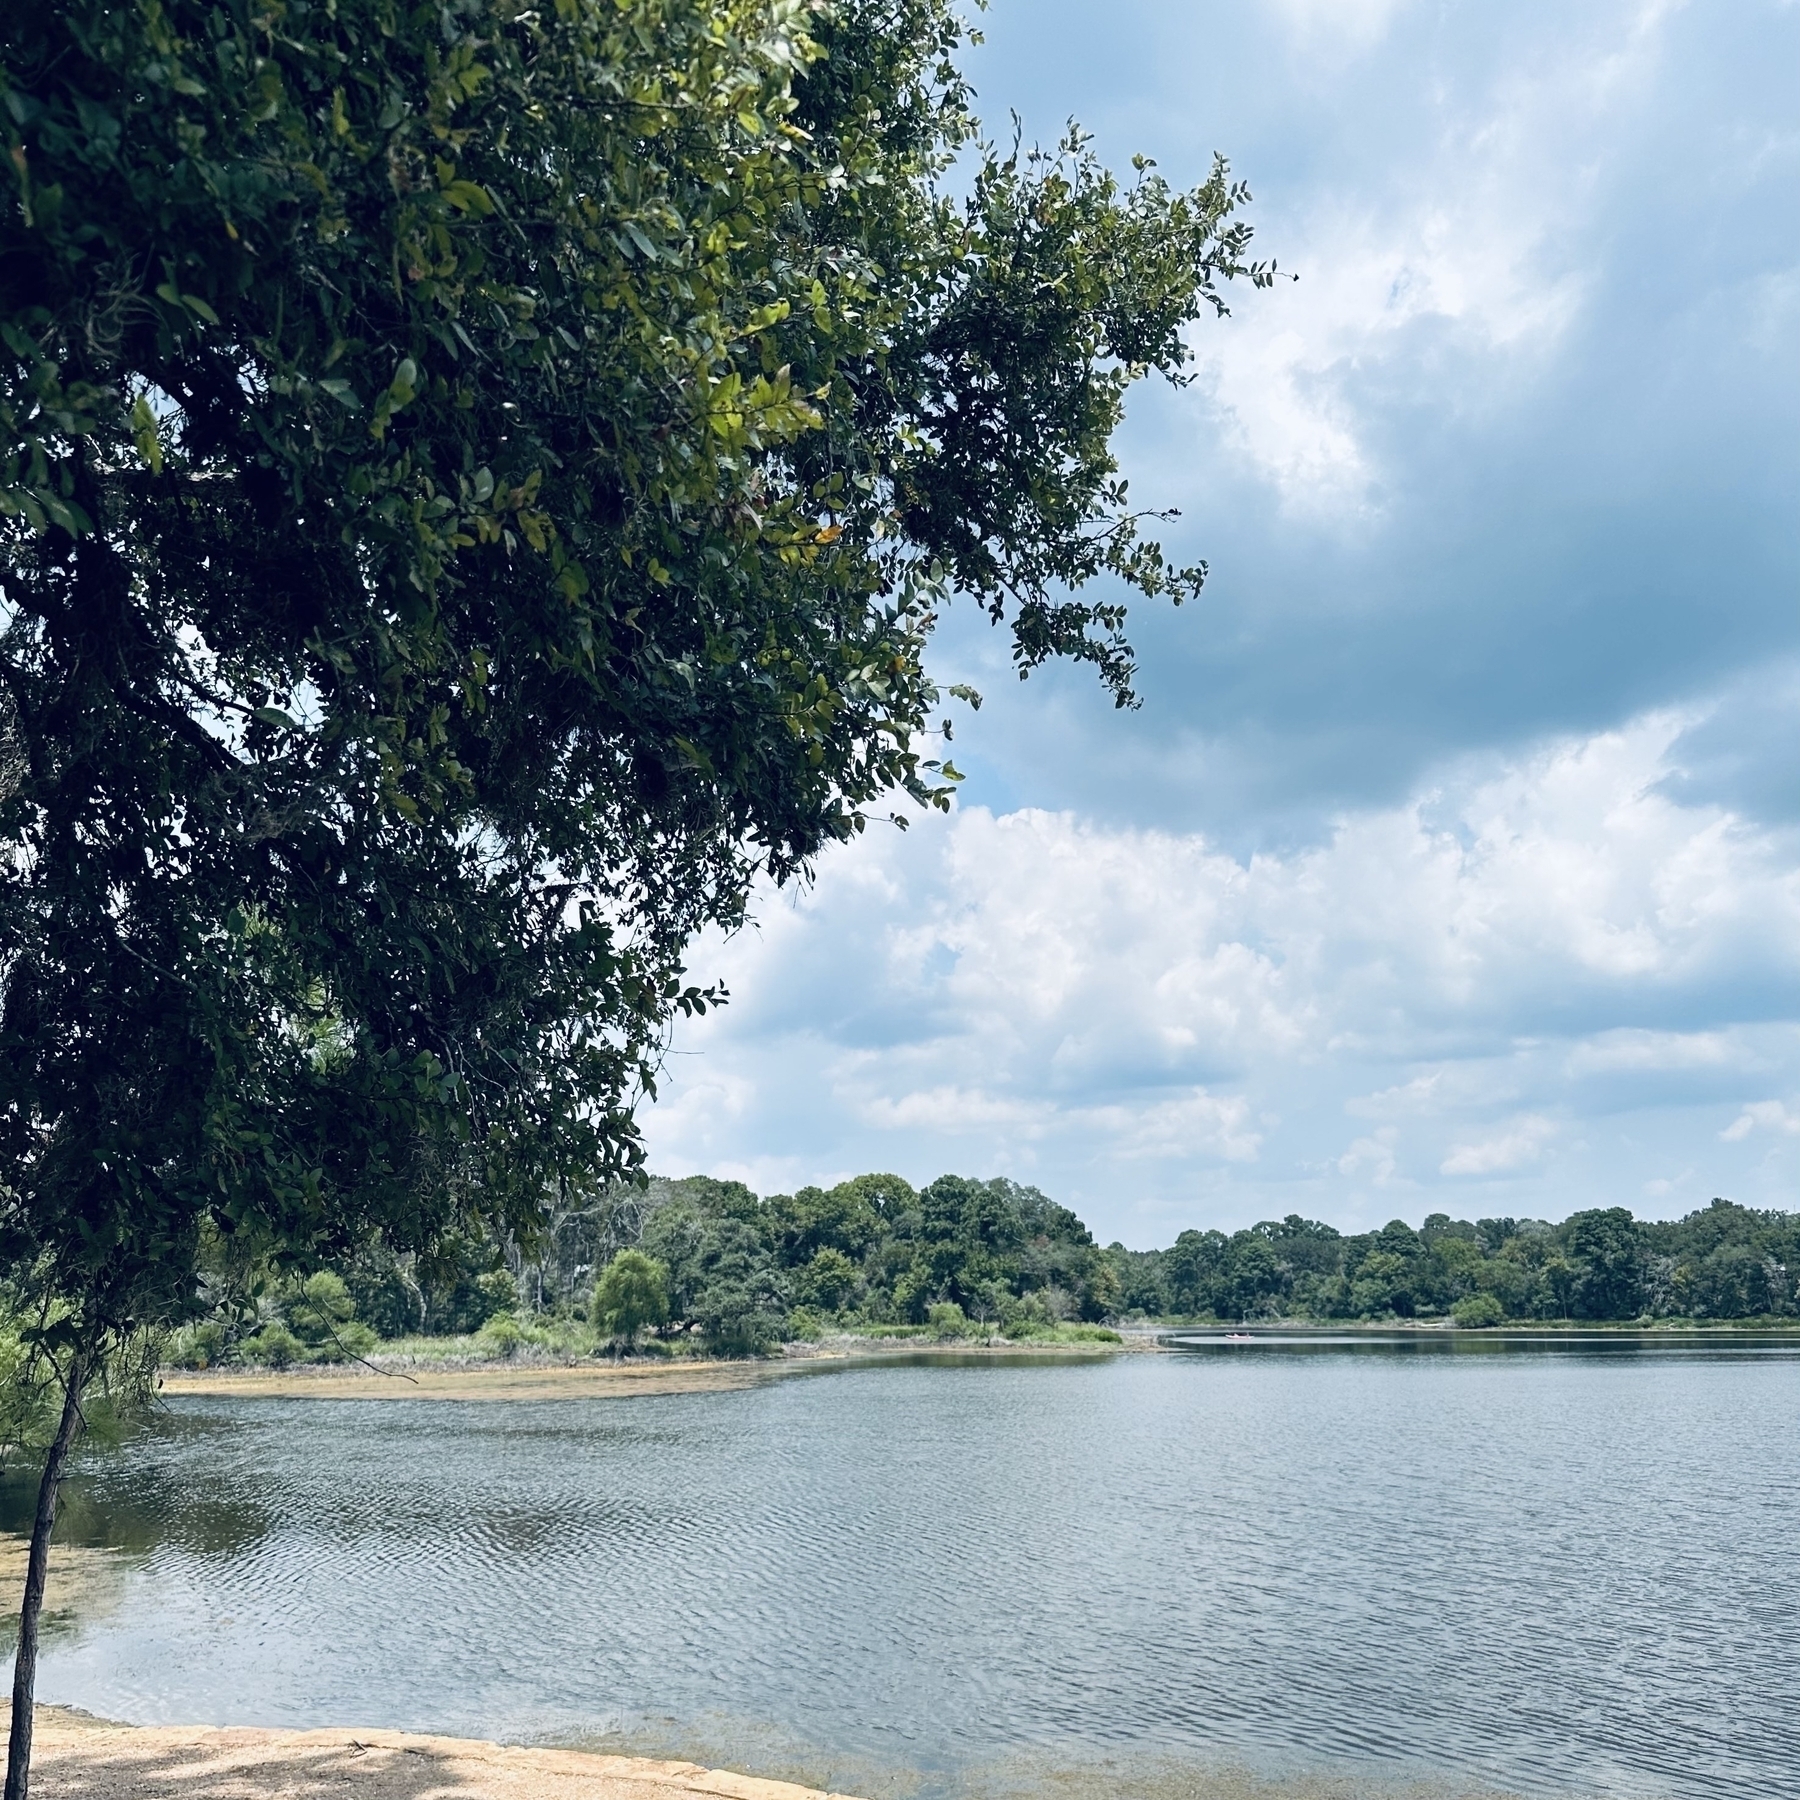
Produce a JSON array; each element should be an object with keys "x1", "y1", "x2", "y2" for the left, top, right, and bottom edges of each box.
[
  {"x1": 647, "y1": 708, "x2": 1800, "y2": 1243},
  {"x1": 641, "y1": 0, "x2": 1800, "y2": 1244}
]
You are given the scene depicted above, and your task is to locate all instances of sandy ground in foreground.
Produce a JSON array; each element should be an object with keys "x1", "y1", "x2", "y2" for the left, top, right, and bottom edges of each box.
[{"x1": 13, "y1": 1707, "x2": 867, "y2": 1800}]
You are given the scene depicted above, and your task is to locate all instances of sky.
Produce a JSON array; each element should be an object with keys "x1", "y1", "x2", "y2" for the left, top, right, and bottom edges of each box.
[{"x1": 640, "y1": 0, "x2": 1800, "y2": 1247}]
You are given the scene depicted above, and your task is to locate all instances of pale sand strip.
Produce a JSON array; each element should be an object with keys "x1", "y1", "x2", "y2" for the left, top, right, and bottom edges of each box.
[
  {"x1": 16, "y1": 1707, "x2": 867, "y2": 1800},
  {"x1": 156, "y1": 1358, "x2": 792, "y2": 1402},
  {"x1": 155, "y1": 1342, "x2": 1125, "y2": 1403}
]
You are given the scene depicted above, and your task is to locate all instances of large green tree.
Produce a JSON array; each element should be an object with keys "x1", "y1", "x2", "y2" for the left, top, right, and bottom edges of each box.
[{"x1": 0, "y1": 0, "x2": 1270, "y2": 1785}]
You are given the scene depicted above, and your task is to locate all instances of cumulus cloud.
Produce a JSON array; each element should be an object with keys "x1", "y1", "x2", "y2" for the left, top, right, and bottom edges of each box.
[
  {"x1": 1337, "y1": 1128, "x2": 1402, "y2": 1184},
  {"x1": 1264, "y1": 0, "x2": 1411, "y2": 56},
  {"x1": 1440, "y1": 1116, "x2": 1557, "y2": 1177},
  {"x1": 1721, "y1": 1101, "x2": 1800, "y2": 1143},
  {"x1": 635, "y1": 0, "x2": 1800, "y2": 1242},
  {"x1": 1186, "y1": 2, "x2": 1676, "y2": 513},
  {"x1": 647, "y1": 706, "x2": 1800, "y2": 1238}
]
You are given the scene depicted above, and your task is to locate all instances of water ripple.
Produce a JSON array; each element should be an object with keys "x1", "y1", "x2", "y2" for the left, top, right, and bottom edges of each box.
[{"x1": 18, "y1": 1349, "x2": 1800, "y2": 1800}]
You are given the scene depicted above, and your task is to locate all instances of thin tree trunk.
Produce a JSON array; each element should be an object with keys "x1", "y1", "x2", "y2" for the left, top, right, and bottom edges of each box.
[{"x1": 4, "y1": 1352, "x2": 89, "y2": 1800}]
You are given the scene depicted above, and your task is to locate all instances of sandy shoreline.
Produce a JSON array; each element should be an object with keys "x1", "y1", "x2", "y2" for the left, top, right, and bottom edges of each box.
[
  {"x1": 10, "y1": 1709, "x2": 1536, "y2": 1800},
  {"x1": 156, "y1": 1356, "x2": 792, "y2": 1403},
  {"x1": 157, "y1": 1339, "x2": 1132, "y2": 1402},
  {"x1": 13, "y1": 1706, "x2": 868, "y2": 1800}
]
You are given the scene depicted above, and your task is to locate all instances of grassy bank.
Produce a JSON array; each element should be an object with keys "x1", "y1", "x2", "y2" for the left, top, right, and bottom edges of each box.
[{"x1": 162, "y1": 1311, "x2": 1124, "y2": 1381}]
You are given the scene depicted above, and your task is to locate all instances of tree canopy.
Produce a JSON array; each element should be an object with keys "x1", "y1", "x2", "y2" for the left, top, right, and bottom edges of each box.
[
  {"x1": 0, "y1": 0, "x2": 1270, "y2": 1348},
  {"x1": 163, "y1": 1183, "x2": 1800, "y2": 1376}
]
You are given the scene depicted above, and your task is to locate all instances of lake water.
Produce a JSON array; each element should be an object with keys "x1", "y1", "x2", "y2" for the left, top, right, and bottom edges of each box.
[{"x1": 9, "y1": 1336, "x2": 1800, "y2": 1800}]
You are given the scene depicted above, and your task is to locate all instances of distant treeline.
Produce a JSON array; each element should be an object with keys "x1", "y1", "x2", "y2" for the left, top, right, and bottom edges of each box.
[
  {"x1": 335, "y1": 1172, "x2": 1122, "y2": 1354},
  {"x1": 179, "y1": 1178, "x2": 1800, "y2": 1365},
  {"x1": 1108, "y1": 1199, "x2": 1800, "y2": 1326},
  {"x1": 380, "y1": 1180, "x2": 1800, "y2": 1334}
]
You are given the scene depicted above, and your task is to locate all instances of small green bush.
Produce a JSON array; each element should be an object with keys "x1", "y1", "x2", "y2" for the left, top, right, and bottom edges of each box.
[
  {"x1": 288, "y1": 1270, "x2": 374, "y2": 1360},
  {"x1": 1453, "y1": 1293, "x2": 1506, "y2": 1328},
  {"x1": 166, "y1": 1319, "x2": 229, "y2": 1369},
  {"x1": 474, "y1": 1314, "x2": 525, "y2": 1359},
  {"x1": 926, "y1": 1302, "x2": 969, "y2": 1339},
  {"x1": 476, "y1": 1270, "x2": 520, "y2": 1318},
  {"x1": 310, "y1": 1320, "x2": 377, "y2": 1364},
  {"x1": 242, "y1": 1323, "x2": 306, "y2": 1369}
]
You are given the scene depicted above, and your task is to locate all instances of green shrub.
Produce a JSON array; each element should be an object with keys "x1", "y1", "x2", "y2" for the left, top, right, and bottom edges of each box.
[
  {"x1": 165, "y1": 1319, "x2": 230, "y2": 1369},
  {"x1": 999, "y1": 1319, "x2": 1120, "y2": 1344},
  {"x1": 289, "y1": 1271, "x2": 354, "y2": 1343},
  {"x1": 785, "y1": 1305, "x2": 826, "y2": 1342},
  {"x1": 310, "y1": 1320, "x2": 377, "y2": 1364},
  {"x1": 1453, "y1": 1293, "x2": 1506, "y2": 1328},
  {"x1": 795, "y1": 1247, "x2": 859, "y2": 1312},
  {"x1": 926, "y1": 1302, "x2": 969, "y2": 1339},
  {"x1": 474, "y1": 1314, "x2": 526, "y2": 1359},
  {"x1": 241, "y1": 1323, "x2": 306, "y2": 1369},
  {"x1": 280, "y1": 1269, "x2": 378, "y2": 1361}
]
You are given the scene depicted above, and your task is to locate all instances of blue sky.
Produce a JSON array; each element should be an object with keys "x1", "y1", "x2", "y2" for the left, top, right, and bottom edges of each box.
[{"x1": 642, "y1": 0, "x2": 1800, "y2": 1246}]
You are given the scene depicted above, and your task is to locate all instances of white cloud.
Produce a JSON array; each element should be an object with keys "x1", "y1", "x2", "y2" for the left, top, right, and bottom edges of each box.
[
  {"x1": 861, "y1": 1086, "x2": 1043, "y2": 1134},
  {"x1": 1721, "y1": 1100, "x2": 1800, "y2": 1142},
  {"x1": 1338, "y1": 1127, "x2": 1401, "y2": 1183},
  {"x1": 1190, "y1": 2, "x2": 1686, "y2": 511},
  {"x1": 1440, "y1": 1115, "x2": 1556, "y2": 1176},
  {"x1": 1565, "y1": 1031, "x2": 1737, "y2": 1076},
  {"x1": 646, "y1": 702, "x2": 1800, "y2": 1234},
  {"x1": 1084, "y1": 1089, "x2": 1264, "y2": 1164},
  {"x1": 1265, "y1": 0, "x2": 1411, "y2": 55}
]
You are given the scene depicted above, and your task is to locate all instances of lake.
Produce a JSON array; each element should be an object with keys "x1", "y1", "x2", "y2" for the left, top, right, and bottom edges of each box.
[{"x1": 10, "y1": 1336, "x2": 1799, "y2": 1800}]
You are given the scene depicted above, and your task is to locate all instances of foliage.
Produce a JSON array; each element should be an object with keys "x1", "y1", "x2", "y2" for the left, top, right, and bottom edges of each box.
[
  {"x1": 239, "y1": 1320, "x2": 305, "y2": 1369},
  {"x1": 283, "y1": 1270, "x2": 375, "y2": 1361},
  {"x1": 592, "y1": 1249, "x2": 670, "y2": 1346},
  {"x1": 0, "y1": 0, "x2": 1271, "y2": 1382},
  {"x1": 488, "y1": 1169, "x2": 1122, "y2": 1345},
  {"x1": 0, "y1": 1293, "x2": 157, "y2": 1466},
  {"x1": 1107, "y1": 1199, "x2": 1800, "y2": 1325},
  {"x1": 1451, "y1": 1292, "x2": 1505, "y2": 1329},
  {"x1": 158, "y1": 1183, "x2": 1800, "y2": 1361},
  {"x1": 641, "y1": 1193, "x2": 788, "y2": 1354}
]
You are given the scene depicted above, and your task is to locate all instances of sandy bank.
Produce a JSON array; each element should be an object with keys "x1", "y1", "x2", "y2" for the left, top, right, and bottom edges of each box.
[
  {"x1": 15, "y1": 1707, "x2": 867, "y2": 1800},
  {"x1": 157, "y1": 1357, "x2": 789, "y2": 1403},
  {"x1": 158, "y1": 1338, "x2": 1133, "y2": 1402}
]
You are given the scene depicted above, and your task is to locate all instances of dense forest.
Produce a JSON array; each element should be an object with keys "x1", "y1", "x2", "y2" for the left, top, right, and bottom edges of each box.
[
  {"x1": 1108, "y1": 1199, "x2": 1800, "y2": 1327},
  {"x1": 168, "y1": 1176, "x2": 1800, "y2": 1366}
]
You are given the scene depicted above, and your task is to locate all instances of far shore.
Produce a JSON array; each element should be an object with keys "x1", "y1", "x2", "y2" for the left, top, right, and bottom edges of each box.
[
  {"x1": 154, "y1": 1315, "x2": 1800, "y2": 1400},
  {"x1": 11, "y1": 1706, "x2": 868, "y2": 1800},
  {"x1": 157, "y1": 1334, "x2": 1136, "y2": 1401}
]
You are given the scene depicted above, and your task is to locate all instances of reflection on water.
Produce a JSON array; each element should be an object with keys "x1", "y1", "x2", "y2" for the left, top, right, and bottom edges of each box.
[
  {"x1": 1159, "y1": 1324, "x2": 1800, "y2": 1360},
  {"x1": 11, "y1": 1342, "x2": 1800, "y2": 1800},
  {"x1": 1163, "y1": 1329, "x2": 1800, "y2": 1359}
]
